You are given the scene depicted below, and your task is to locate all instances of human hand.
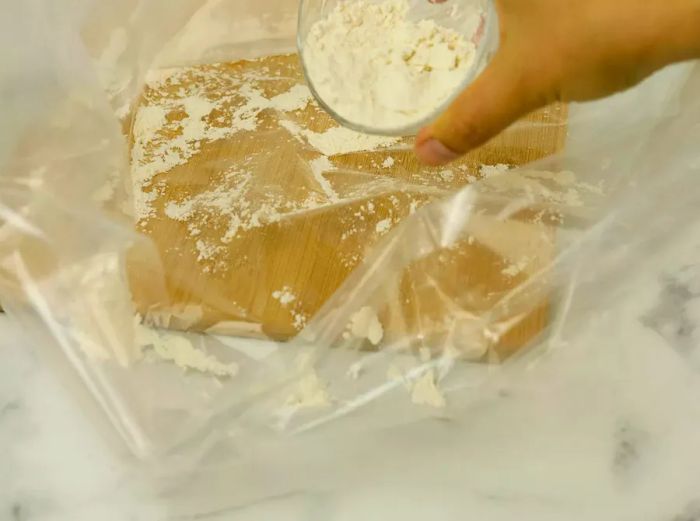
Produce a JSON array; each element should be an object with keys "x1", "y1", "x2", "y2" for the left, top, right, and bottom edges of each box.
[{"x1": 416, "y1": 0, "x2": 700, "y2": 165}]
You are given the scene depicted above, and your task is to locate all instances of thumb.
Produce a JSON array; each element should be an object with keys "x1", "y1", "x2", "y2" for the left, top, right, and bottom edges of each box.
[{"x1": 415, "y1": 51, "x2": 547, "y2": 166}]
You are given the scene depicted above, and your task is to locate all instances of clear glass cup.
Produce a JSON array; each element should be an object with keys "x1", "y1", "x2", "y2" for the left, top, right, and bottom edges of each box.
[{"x1": 297, "y1": 0, "x2": 500, "y2": 136}]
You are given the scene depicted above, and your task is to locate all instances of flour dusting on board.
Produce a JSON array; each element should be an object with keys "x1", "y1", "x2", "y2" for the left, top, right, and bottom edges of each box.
[
  {"x1": 163, "y1": 165, "x2": 327, "y2": 247},
  {"x1": 279, "y1": 120, "x2": 401, "y2": 156},
  {"x1": 131, "y1": 56, "x2": 411, "y2": 252},
  {"x1": 132, "y1": 68, "x2": 317, "y2": 222},
  {"x1": 272, "y1": 287, "x2": 297, "y2": 306},
  {"x1": 308, "y1": 156, "x2": 339, "y2": 201}
]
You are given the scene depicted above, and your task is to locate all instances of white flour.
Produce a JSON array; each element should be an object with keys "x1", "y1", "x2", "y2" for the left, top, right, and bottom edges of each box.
[
  {"x1": 269, "y1": 84, "x2": 313, "y2": 112},
  {"x1": 284, "y1": 372, "x2": 331, "y2": 409},
  {"x1": 129, "y1": 56, "x2": 579, "y2": 347},
  {"x1": 302, "y1": 0, "x2": 481, "y2": 130},
  {"x1": 292, "y1": 312, "x2": 308, "y2": 330},
  {"x1": 195, "y1": 239, "x2": 224, "y2": 262},
  {"x1": 272, "y1": 287, "x2": 297, "y2": 306},
  {"x1": 131, "y1": 65, "x2": 315, "y2": 223},
  {"x1": 411, "y1": 369, "x2": 446, "y2": 408},
  {"x1": 308, "y1": 156, "x2": 339, "y2": 201},
  {"x1": 375, "y1": 218, "x2": 392, "y2": 234},
  {"x1": 280, "y1": 120, "x2": 400, "y2": 156},
  {"x1": 439, "y1": 169, "x2": 455, "y2": 182},
  {"x1": 348, "y1": 306, "x2": 384, "y2": 346},
  {"x1": 478, "y1": 165, "x2": 604, "y2": 208},
  {"x1": 136, "y1": 319, "x2": 238, "y2": 377},
  {"x1": 131, "y1": 59, "x2": 404, "y2": 233},
  {"x1": 381, "y1": 156, "x2": 395, "y2": 168}
]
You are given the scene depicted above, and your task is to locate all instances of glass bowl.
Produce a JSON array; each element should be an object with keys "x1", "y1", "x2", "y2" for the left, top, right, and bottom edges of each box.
[{"x1": 297, "y1": 0, "x2": 499, "y2": 136}]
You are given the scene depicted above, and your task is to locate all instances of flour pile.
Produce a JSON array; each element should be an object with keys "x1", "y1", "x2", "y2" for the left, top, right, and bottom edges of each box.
[{"x1": 302, "y1": 0, "x2": 482, "y2": 131}]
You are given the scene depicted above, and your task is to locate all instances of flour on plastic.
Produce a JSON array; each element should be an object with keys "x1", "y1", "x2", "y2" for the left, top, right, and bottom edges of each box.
[
  {"x1": 136, "y1": 318, "x2": 238, "y2": 377},
  {"x1": 309, "y1": 156, "x2": 339, "y2": 201},
  {"x1": 285, "y1": 372, "x2": 331, "y2": 409},
  {"x1": 348, "y1": 306, "x2": 384, "y2": 346},
  {"x1": 411, "y1": 369, "x2": 446, "y2": 408},
  {"x1": 280, "y1": 120, "x2": 400, "y2": 156}
]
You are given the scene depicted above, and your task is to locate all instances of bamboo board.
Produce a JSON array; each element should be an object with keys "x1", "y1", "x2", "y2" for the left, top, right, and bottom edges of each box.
[{"x1": 127, "y1": 54, "x2": 567, "y2": 359}]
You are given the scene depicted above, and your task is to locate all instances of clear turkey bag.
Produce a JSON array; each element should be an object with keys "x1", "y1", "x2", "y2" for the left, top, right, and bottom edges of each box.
[{"x1": 2, "y1": 0, "x2": 700, "y2": 516}]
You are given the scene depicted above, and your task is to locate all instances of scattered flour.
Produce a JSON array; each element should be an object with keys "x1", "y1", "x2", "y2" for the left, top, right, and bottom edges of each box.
[
  {"x1": 195, "y1": 239, "x2": 223, "y2": 262},
  {"x1": 281, "y1": 351, "x2": 332, "y2": 412},
  {"x1": 272, "y1": 287, "x2": 297, "y2": 306},
  {"x1": 302, "y1": 0, "x2": 481, "y2": 130},
  {"x1": 132, "y1": 56, "x2": 414, "y2": 282},
  {"x1": 479, "y1": 163, "x2": 511, "y2": 178},
  {"x1": 285, "y1": 371, "x2": 331, "y2": 409},
  {"x1": 130, "y1": 58, "x2": 586, "y2": 344},
  {"x1": 386, "y1": 363, "x2": 446, "y2": 408},
  {"x1": 348, "y1": 306, "x2": 384, "y2": 346},
  {"x1": 130, "y1": 56, "x2": 418, "y2": 280},
  {"x1": 375, "y1": 218, "x2": 392, "y2": 234},
  {"x1": 410, "y1": 369, "x2": 446, "y2": 408},
  {"x1": 309, "y1": 155, "x2": 339, "y2": 201},
  {"x1": 136, "y1": 318, "x2": 238, "y2": 377},
  {"x1": 439, "y1": 169, "x2": 455, "y2": 182},
  {"x1": 131, "y1": 66, "x2": 317, "y2": 223},
  {"x1": 502, "y1": 257, "x2": 530, "y2": 277},
  {"x1": 164, "y1": 166, "x2": 326, "y2": 245},
  {"x1": 280, "y1": 120, "x2": 400, "y2": 156},
  {"x1": 293, "y1": 312, "x2": 308, "y2": 331},
  {"x1": 478, "y1": 166, "x2": 603, "y2": 208}
]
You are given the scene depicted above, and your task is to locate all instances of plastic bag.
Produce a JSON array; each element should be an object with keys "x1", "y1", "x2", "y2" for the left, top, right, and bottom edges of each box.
[{"x1": 2, "y1": 0, "x2": 700, "y2": 517}]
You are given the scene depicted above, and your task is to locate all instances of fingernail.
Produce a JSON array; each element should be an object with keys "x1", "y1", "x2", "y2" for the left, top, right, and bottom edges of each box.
[{"x1": 415, "y1": 138, "x2": 460, "y2": 166}]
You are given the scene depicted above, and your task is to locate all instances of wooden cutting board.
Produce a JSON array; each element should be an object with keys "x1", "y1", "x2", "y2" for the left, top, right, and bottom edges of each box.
[{"x1": 127, "y1": 54, "x2": 567, "y2": 359}]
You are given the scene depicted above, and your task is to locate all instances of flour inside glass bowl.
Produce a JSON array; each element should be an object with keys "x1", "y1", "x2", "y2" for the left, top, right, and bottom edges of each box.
[{"x1": 299, "y1": 0, "x2": 485, "y2": 135}]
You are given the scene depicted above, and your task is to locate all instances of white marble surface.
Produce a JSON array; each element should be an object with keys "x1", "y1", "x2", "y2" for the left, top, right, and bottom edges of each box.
[
  {"x1": 4, "y1": 219, "x2": 700, "y2": 521},
  {"x1": 0, "y1": 316, "x2": 159, "y2": 521}
]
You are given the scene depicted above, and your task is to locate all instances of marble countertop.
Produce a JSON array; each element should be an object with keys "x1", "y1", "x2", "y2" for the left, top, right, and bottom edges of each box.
[{"x1": 4, "y1": 219, "x2": 700, "y2": 521}]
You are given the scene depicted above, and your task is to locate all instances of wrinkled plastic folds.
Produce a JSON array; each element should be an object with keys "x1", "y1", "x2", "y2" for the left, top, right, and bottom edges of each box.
[{"x1": 2, "y1": 0, "x2": 700, "y2": 517}]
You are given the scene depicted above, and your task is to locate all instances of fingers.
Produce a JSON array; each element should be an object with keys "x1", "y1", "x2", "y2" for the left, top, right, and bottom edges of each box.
[{"x1": 415, "y1": 51, "x2": 550, "y2": 166}]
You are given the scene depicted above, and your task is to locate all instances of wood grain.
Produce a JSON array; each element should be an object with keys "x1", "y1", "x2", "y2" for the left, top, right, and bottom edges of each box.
[{"x1": 128, "y1": 54, "x2": 567, "y2": 359}]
